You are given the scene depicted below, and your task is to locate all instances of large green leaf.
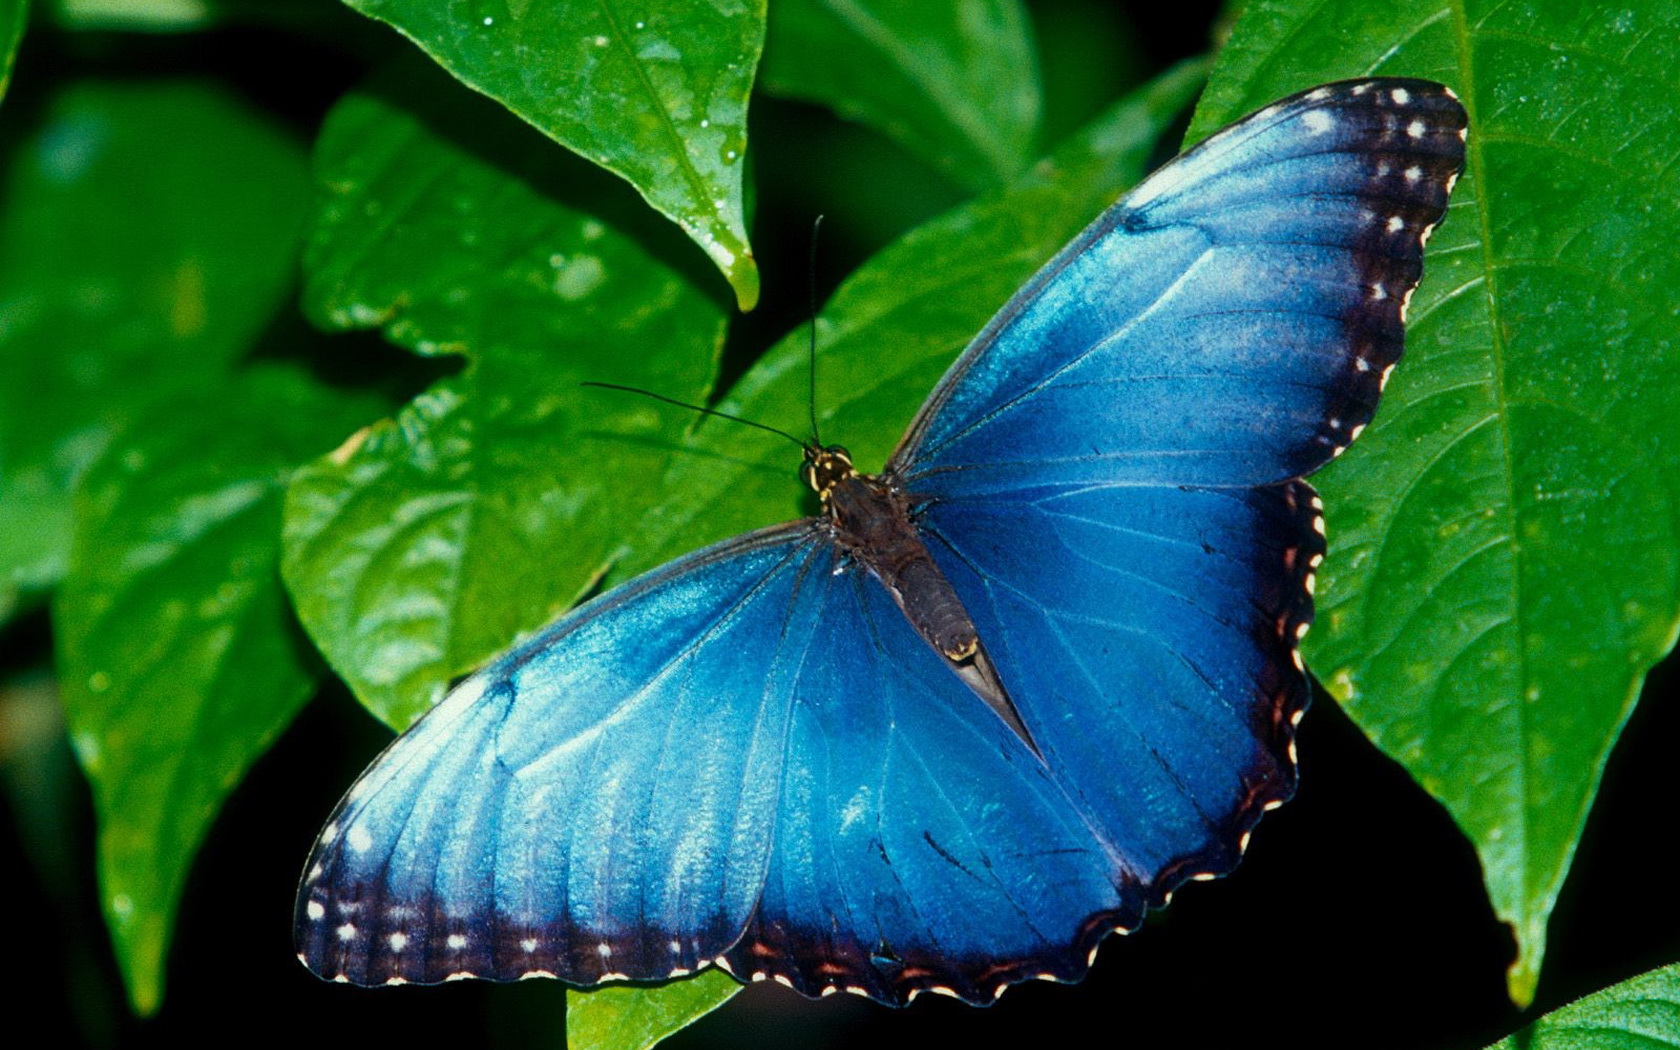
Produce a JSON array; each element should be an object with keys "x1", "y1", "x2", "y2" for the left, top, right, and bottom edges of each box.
[
  {"x1": 760, "y1": 0, "x2": 1041, "y2": 191},
  {"x1": 1, "y1": 0, "x2": 24, "y2": 102},
  {"x1": 0, "y1": 81, "x2": 310, "y2": 624},
  {"x1": 339, "y1": 0, "x2": 764, "y2": 310},
  {"x1": 1191, "y1": 0, "x2": 1680, "y2": 1005},
  {"x1": 55, "y1": 366, "x2": 382, "y2": 1015},
  {"x1": 282, "y1": 69, "x2": 727, "y2": 730},
  {"x1": 1487, "y1": 962, "x2": 1680, "y2": 1049}
]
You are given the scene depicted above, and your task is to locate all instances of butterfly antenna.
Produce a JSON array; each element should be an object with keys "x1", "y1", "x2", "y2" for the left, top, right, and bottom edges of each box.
[
  {"x1": 581, "y1": 382, "x2": 807, "y2": 449},
  {"x1": 807, "y1": 214, "x2": 824, "y2": 446}
]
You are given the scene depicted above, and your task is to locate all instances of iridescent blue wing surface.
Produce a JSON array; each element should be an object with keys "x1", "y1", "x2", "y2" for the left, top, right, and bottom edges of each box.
[
  {"x1": 296, "y1": 78, "x2": 1467, "y2": 1005},
  {"x1": 897, "y1": 79, "x2": 1466, "y2": 490},
  {"x1": 871, "y1": 76, "x2": 1466, "y2": 975},
  {"x1": 296, "y1": 525, "x2": 819, "y2": 986},
  {"x1": 717, "y1": 544, "x2": 1146, "y2": 1003},
  {"x1": 297, "y1": 525, "x2": 1142, "y2": 999}
]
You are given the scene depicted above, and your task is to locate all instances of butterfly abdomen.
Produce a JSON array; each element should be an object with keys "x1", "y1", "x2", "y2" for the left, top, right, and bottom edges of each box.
[{"x1": 821, "y1": 468, "x2": 1040, "y2": 753}]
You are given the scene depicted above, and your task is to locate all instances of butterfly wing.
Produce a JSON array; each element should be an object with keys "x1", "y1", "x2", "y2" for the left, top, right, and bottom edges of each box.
[
  {"x1": 876, "y1": 77, "x2": 1466, "y2": 953},
  {"x1": 717, "y1": 549, "x2": 1144, "y2": 1004},
  {"x1": 896, "y1": 78, "x2": 1466, "y2": 489},
  {"x1": 296, "y1": 525, "x2": 824, "y2": 986},
  {"x1": 296, "y1": 78, "x2": 1468, "y2": 1004},
  {"x1": 297, "y1": 522, "x2": 1152, "y2": 1001}
]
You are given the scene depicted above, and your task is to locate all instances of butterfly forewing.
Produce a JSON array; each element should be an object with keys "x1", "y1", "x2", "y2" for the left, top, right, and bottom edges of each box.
[
  {"x1": 894, "y1": 78, "x2": 1467, "y2": 489},
  {"x1": 296, "y1": 78, "x2": 1466, "y2": 1004},
  {"x1": 298, "y1": 526, "x2": 819, "y2": 985}
]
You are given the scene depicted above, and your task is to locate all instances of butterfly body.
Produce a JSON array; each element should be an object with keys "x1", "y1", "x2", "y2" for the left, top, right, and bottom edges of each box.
[
  {"x1": 807, "y1": 443, "x2": 1035, "y2": 751},
  {"x1": 297, "y1": 78, "x2": 1467, "y2": 1005}
]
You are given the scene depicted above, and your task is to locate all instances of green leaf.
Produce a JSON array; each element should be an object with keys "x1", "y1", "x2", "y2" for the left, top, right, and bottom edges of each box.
[
  {"x1": 339, "y1": 0, "x2": 764, "y2": 310},
  {"x1": 566, "y1": 970, "x2": 738, "y2": 1050},
  {"x1": 760, "y1": 0, "x2": 1041, "y2": 191},
  {"x1": 55, "y1": 365, "x2": 382, "y2": 1016},
  {"x1": 1487, "y1": 962, "x2": 1680, "y2": 1048},
  {"x1": 49, "y1": 0, "x2": 211, "y2": 30},
  {"x1": 1193, "y1": 0, "x2": 1680, "y2": 1006},
  {"x1": 282, "y1": 71, "x2": 727, "y2": 730},
  {"x1": 1, "y1": 0, "x2": 24, "y2": 102},
  {"x1": 0, "y1": 81, "x2": 310, "y2": 624}
]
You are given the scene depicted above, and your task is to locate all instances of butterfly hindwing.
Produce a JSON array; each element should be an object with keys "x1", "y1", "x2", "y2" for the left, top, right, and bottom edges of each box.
[
  {"x1": 720, "y1": 550, "x2": 1139, "y2": 1003},
  {"x1": 914, "y1": 479, "x2": 1322, "y2": 893}
]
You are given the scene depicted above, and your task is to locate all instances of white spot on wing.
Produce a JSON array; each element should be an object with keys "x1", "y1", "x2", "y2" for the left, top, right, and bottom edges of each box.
[
  {"x1": 1302, "y1": 110, "x2": 1334, "y2": 134},
  {"x1": 307, "y1": 900, "x2": 326, "y2": 921},
  {"x1": 389, "y1": 931, "x2": 409, "y2": 952},
  {"x1": 346, "y1": 825, "x2": 373, "y2": 854},
  {"x1": 1406, "y1": 119, "x2": 1426, "y2": 139},
  {"x1": 1386, "y1": 215, "x2": 1405, "y2": 233},
  {"x1": 447, "y1": 933, "x2": 468, "y2": 950},
  {"x1": 1391, "y1": 86, "x2": 1411, "y2": 104},
  {"x1": 336, "y1": 923, "x2": 357, "y2": 942}
]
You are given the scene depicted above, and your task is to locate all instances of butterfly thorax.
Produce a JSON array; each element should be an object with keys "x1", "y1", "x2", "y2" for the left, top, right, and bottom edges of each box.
[{"x1": 802, "y1": 443, "x2": 1039, "y2": 754}]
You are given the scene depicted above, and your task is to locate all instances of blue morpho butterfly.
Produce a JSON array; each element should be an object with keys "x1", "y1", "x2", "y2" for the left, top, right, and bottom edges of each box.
[{"x1": 297, "y1": 78, "x2": 1467, "y2": 1005}]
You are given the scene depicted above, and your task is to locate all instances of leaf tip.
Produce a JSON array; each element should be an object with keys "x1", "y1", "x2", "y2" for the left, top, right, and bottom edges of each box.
[{"x1": 729, "y1": 254, "x2": 760, "y2": 312}]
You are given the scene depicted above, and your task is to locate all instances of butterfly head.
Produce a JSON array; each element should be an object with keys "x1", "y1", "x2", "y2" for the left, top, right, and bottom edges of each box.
[{"x1": 801, "y1": 444, "x2": 855, "y2": 501}]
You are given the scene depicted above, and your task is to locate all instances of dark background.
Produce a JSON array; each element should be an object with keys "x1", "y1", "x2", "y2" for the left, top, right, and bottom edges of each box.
[{"x1": 3, "y1": 1, "x2": 1675, "y2": 1046}]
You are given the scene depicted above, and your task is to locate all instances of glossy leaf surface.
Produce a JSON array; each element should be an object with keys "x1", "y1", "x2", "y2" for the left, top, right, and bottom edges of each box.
[
  {"x1": 282, "y1": 68, "x2": 727, "y2": 730},
  {"x1": 56, "y1": 366, "x2": 380, "y2": 1014},
  {"x1": 340, "y1": 0, "x2": 763, "y2": 309},
  {"x1": 1487, "y1": 963, "x2": 1680, "y2": 1049},
  {"x1": 1191, "y1": 0, "x2": 1680, "y2": 1006},
  {"x1": 566, "y1": 970, "x2": 740, "y2": 1050}
]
